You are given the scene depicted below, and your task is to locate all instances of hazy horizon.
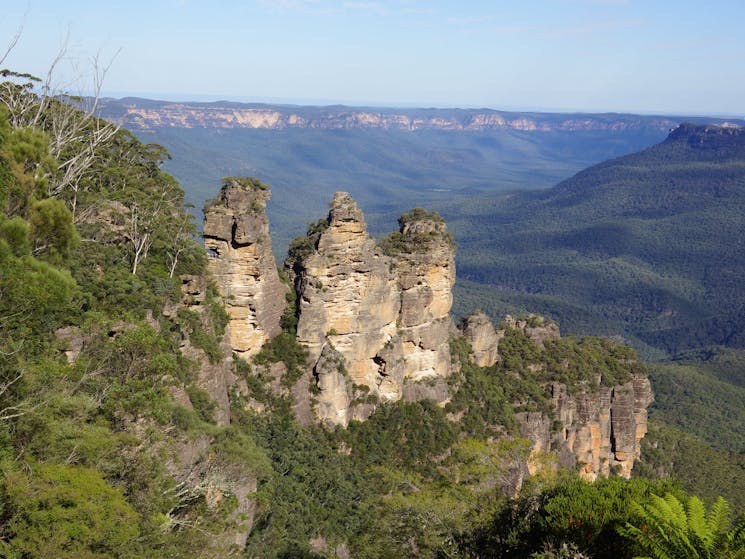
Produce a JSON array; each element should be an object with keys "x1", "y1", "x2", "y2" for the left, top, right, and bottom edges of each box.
[
  {"x1": 103, "y1": 90, "x2": 744, "y2": 120},
  {"x1": 2, "y1": 1, "x2": 744, "y2": 117}
]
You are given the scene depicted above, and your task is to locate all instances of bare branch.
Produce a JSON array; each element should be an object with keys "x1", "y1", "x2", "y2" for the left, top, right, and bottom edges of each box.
[{"x1": 0, "y1": 20, "x2": 24, "y2": 67}]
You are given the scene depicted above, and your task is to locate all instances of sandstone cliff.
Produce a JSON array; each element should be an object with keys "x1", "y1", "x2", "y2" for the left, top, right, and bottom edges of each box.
[
  {"x1": 101, "y1": 98, "x2": 693, "y2": 134},
  {"x1": 517, "y1": 376, "x2": 653, "y2": 480},
  {"x1": 203, "y1": 177, "x2": 287, "y2": 357},
  {"x1": 286, "y1": 193, "x2": 455, "y2": 425},
  {"x1": 459, "y1": 312, "x2": 652, "y2": 480}
]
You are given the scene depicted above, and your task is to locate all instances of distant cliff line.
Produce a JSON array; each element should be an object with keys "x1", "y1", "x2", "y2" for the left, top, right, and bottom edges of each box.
[{"x1": 98, "y1": 97, "x2": 743, "y2": 132}]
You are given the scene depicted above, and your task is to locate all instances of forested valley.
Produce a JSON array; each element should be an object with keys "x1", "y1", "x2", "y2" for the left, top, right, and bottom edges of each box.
[{"x1": 0, "y1": 68, "x2": 744, "y2": 559}]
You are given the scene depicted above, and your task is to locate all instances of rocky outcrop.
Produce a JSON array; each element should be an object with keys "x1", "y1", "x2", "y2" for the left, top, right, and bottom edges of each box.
[
  {"x1": 392, "y1": 210, "x2": 456, "y2": 383},
  {"x1": 518, "y1": 377, "x2": 653, "y2": 480},
  {"x1": 460, "y1": 311, "x2": 652, "y2": 480},
  {"x1": 290, "y1": 193, "x2": 401, "y2": 404},
  {"x1": 462, "y1": 312, "x2": 502, "y2": 367},
  {"x1": 101, "y1": 98, "x2": 692, "y2": 135},
  {"x1": 203, "y1": 177, "x2": 287, "y2": 357},
  {"x1": 287, "y1": 193, "x2": 455, "y2": 425}
]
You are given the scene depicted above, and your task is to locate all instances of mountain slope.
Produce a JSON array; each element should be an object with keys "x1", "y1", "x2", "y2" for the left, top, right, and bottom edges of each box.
[
  {"x1": 99, "y1": 98, "x2": 738, "y2": 251},
  {"x1": 446, "y1": 124, "x2": 745, "y2": 356}
]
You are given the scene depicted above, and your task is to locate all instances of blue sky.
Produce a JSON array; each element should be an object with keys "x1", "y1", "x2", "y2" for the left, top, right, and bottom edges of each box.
[{"x1": 1, "y1": 0, "x2": 744, "y2": 115}]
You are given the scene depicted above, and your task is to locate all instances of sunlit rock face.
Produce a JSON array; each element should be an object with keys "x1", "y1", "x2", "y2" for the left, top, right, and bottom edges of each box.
[
  {"x1": 462, "y1": 312, "x2": 502, "y2": 367},
  {"x1": 461, "y1": 313, "x2": 653, "y2": 481},
  {"x1": 288, "y1": 193, "x2": 456, "y2": 426},
  {"x1": 533, "y1": 377, "x2": 653, "y2": 480},
  {"x1": 203, "y1": 178, "x2": 287, "y2": 357}
]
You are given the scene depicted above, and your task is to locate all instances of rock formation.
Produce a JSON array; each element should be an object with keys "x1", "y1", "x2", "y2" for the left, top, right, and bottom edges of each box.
[
  {"x1": 203, "y1": 177, "x2": 287, "y2": 357},
  {"x1": 517, "y1": 377, "x2": 653, "y2": 480},
  {"x1": 502, "y1": 314, "x2": 561, "y2": 349},
  {"x1": 392, "y1": 209, "x2": 456, "y2": 383},
  {"x1": 195, "y1": 177, "x2": 654, "y2": 484},
  {"x1": 462, "y1": 312, "x2": 502, "y2": 367},
  {"x1": 460, "y1": 311, "x2": 652, "y2": 480},
  {"x1": 286, "y1": 193, "x2": 456, "y2": 425}
]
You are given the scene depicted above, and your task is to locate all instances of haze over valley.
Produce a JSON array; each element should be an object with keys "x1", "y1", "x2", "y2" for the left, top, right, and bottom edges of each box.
[{"x1": 2, "y1": 1, "x2": 745, "y2": 557}]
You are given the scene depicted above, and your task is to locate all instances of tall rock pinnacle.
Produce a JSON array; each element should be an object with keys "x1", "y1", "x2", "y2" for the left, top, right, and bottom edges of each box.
[
  {"x1": 203, "y1": 177, "x2": 287, "y2": 357},
  {"x1": 287, "y1": 193, "x2": 456, "y2": 426}
]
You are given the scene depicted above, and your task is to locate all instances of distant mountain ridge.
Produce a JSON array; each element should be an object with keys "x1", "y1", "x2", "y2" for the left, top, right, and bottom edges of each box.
[
  {"x1": 447, "y1": 122, "x2": 745, "y2": 357},
  {"x1": 98, "y1": 97, "x2": 742, "y2": 133}
]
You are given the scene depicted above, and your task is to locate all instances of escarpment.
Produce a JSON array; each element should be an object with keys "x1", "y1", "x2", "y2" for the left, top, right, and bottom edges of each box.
[
  {"x1": 458, "y1": 313, "x2": 653, "y2": 480},
  {"x1": 285, "y1": 193, "x2": 456, "y2": 426},
  {"x1": 197, "y1": 179, "x2": 653, "y2": 479},
  {"x1": 203, "y1": 177, "x2": 287, "y2": 357}
]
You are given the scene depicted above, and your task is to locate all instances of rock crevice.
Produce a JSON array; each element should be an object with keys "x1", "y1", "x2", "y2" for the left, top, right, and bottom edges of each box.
[
  {"x1": 203, "y1": 178, "x2": 287, "y2": 357},
  {"x1": 287, "y1": 194, "x2": 455, "y2": 425}
]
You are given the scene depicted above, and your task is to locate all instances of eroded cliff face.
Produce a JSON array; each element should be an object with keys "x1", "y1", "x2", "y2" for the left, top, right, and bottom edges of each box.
[
  {"x1": 287, "y1": 193, "x2": 455, "y2": 425},
  {"x1": 203, "y1": 178, "x2": 287, "y2": 357},
  {"x1": 517, "y1": 377, "x2": 653, "y2": 480},
  {"x1": 460, "y1": 312, "x2": 652, "y2": 480},
  {"x1": 101, "y1": 98, "x2": 687, "y2": 135}
]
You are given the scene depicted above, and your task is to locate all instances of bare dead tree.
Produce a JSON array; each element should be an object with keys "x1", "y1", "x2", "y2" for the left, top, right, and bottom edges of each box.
[
  {"x1": 0, "y1": 37, "x2": 122, "y2": 221},
  {"x1": 167, "y1": 211, "x2": 196, "y2": 278},
  {"x1": 0, "y1": 21, "x2": 24, "y2": 67}
]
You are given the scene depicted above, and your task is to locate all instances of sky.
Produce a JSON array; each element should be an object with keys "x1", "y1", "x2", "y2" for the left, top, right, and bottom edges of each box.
[{"x1": 1, "y1": 0, "x2": 744, "y2": 116}]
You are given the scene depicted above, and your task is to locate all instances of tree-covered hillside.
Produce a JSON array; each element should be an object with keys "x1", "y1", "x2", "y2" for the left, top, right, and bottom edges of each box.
[
  {"x1": 1, "y1": 70, "x2": 744, "y2": 558},
  {"x1": 132, "y1": 118, "x2": 672, "y2": 252},
  {"x1": 447, "y1": 124, "x2": 745, "y2": 359}
]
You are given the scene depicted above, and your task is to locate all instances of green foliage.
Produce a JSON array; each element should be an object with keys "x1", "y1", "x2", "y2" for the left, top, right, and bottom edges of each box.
[
  {"x1": 647, "y1": 361, "x2": 745, "y2": 452},
  {"x1": 238, "y1": 411, "x2": 372, "y2": 558},
  {"x1": 285, "y1": 218, "x2": 328, "y2": 267},
  {"x1": 253, "y1": 332, "x2": 309, "y2": 388},
  {"x1": 378, "y1": 207, "x2": 454, "y2": 256},
  {"x1": 0, "y1": 216, "x2": 30, "y2": 256},
  {"x1": 398, "y1": 207, "x2": 445, "y2": 225},
  {"x1": 353, "y1": 477, "x2": 474, "y2": 559},
  {"x1": 29, "y1": 197, "x2": 77, "y2": 261},
  {"x1": 0, "y1": 462, "x2": 139, "y2": 558},
  {"x1": 185, "y1": 386, "x2": 216, "y2": 424},
  {"x1": 619, "y1": 492, "x2": 745, "y2": 559},
  {"x1": 635, "y1": 422, "x2": 745, "y2": 515},
  {"x1": 279, "y1": 284, "x2": 299, "y2": 334},
  {"x1": 222, "y1": 175, "x2": 269, "y2": 191},
  {"x1": 210, "y1": 426, "x2": 273, "y2": 481},
  {"x1": 345, "y1": 401, "x2": 457, "y2": 475},
  {"x1": 0, "y1": 241, "x2": 76, "y2": 343},
  {"x1": 461, "y1": 476, "x2": 678, "y2": 559},
  {"x1": 447, "y1": 358, "x2": 518, "y2": 437},
  {"x1": 177, "y1": 308, "x2": 223, "y2": 364}
]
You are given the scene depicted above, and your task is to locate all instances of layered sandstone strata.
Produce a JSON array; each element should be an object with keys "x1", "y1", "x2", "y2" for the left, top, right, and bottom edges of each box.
[
  {"x1": 460, "y1": 311, "x2": 652, "y2": 479},
  {"x1": 518, "y1": 377, "x2": 653, "y2": 480},
  {"x1": 203, "y1": 178, "x2": 287, "y2": 357},
  {"x1": 287, "y1": 193, "x2": 456, "y2": 425}
]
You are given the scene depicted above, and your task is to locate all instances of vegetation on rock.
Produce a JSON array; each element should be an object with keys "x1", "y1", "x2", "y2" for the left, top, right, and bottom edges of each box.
[{"x1": 0, "y1": 66, "x2": 741, "y2": 559}]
